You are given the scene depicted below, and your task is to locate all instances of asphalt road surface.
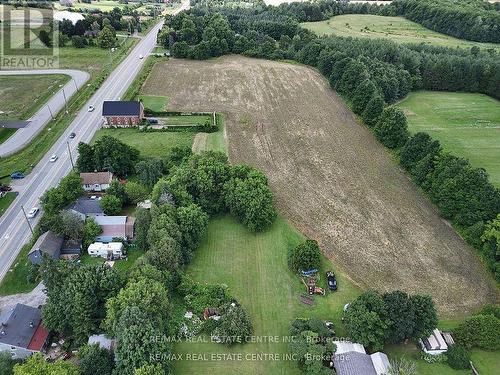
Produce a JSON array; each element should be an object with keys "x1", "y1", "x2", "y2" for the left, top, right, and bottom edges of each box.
[
  {"x1": 0, "y1": 69, "x2": 90, "y2": 157},
  {"x1": 0, "y1": 18, "x2": 168, "y2": 284}
]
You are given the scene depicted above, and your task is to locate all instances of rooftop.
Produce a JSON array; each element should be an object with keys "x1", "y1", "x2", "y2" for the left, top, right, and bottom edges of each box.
[
  {"x1": 69, "y1": 197, "x2": 104, "y2": 215},
  {"x1": 0, "y1": 304, "x2": 48, "y2": 350},
  {"x1": 80, "y1": 172, "x2": 113, "y2": 185},
  {"x1": 102, "y1": 101, "x2": 142, "y2": 117},
  {"x1": 28, "y1": 231, "x2": 64, "y2": 259}
]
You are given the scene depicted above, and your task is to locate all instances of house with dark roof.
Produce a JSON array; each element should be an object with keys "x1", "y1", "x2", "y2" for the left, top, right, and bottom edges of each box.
[
  {"x1": 0, "y1": 304, "x2": 49, "y2": 359},
  {"x1": 419, "y1": 329, "x2": 450, "y2": 355},
  {"x1": 94, "y1": 216, "x2": 135, "y2": 242},
  {"x1": 27, "y1": 231, "x2": 64, "y2": 265},
  {"x1": 102, "y1": 100, "x2": 144, "y2": 127},
  {"x1": 69, "y1": 197, "x2": 104, "y2": 219},
  {"x1": 80, "y1": 172, "x2": 113, "y2": 192},
  {"x1": 60, "y1": 239, "x2": 82, "y2": 260},
  {"x1": 333, "y1": 341, "x2": 391, "y2": 375}
]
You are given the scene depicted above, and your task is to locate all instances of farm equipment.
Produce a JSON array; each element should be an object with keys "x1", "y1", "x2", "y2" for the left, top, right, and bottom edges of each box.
[{"x1": 301, "y1": 274, "x2": 325, "y2": 296}]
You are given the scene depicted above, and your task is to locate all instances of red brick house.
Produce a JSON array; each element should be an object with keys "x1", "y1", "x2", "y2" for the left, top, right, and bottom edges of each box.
[{"x1": 102, "y1": 101, "x2": 144, "y2": 127}]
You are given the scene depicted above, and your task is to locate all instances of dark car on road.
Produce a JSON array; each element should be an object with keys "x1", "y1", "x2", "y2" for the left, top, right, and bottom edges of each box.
[
  {"x1": 10, "y1": 172, "x2": 24, "y2": 179},
  {"x1": 69, "y1": 132, "x2": 76, "y2": 138},
  {"x1": 326, "y1": 271, "x2": 337, "y2": 291}
]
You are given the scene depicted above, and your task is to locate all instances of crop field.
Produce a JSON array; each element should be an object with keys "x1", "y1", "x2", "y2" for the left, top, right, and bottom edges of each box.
[
  {"x1": 301, "y1": 14, "x2": 500, "y2": 50},
  {"x1": 173, "y1": 216, "x2": 361, "y2": 375},
  {"x1": 395, "y1": 91, "x2": 500, "y2": 187},
  {"x1": 143, "y1": 56, "x2": 499, "y2": 317}
]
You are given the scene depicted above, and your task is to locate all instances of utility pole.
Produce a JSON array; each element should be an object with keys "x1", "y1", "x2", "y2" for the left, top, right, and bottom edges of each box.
[
  {"x1": 21, "y1": 205, "x2": 34, "y2": 235},
  {"x1": 62, "y1": 88, "x2": 68, "y2": 114},
  {"x1": 67, "y1": 141, "x2": 75, "y2": 170},
  {"x1": 47, "y1": 104, "x2": 54, "y2": 120},
  {"x1": 72, "y1": 77, "x2": 78, "y2": 92}
]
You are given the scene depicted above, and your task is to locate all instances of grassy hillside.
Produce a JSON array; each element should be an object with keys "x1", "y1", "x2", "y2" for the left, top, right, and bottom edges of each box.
[
  {"x1": 395, "y1": 91, "x2": 500, "y2": 187},
  {"x1": 301, "y1": 14, "x2": 500, "y2": 50}
]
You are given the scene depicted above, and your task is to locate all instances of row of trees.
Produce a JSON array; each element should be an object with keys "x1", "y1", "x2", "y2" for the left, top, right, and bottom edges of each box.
[
  {"x1": 392, "y1": 0, "x2": 500, "y2": 43},
  {"x1": 343, "y1": 290, "x2": 438, "y2": 351}
]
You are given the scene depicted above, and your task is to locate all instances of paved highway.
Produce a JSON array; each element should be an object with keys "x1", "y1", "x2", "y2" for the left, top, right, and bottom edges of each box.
[
  {"x1": 0, "y1": 17, "x2": 170, "y2": 283},
  {"x1": 0, "y1": 69, "x2": 90, "y2": 157}
]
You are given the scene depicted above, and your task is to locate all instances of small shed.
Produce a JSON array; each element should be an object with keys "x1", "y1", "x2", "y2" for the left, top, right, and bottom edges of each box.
[{"x1": 419, "y1": 329, "x2": 448, "y2": 355}]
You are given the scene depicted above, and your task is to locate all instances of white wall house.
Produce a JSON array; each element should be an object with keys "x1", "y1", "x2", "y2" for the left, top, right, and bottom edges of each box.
[
  {"x1": 88, "y1": 242, "x2": 123, "y2": 259},
  {"x1": 80, "y1": 172, "x2": 113, "y2": 192}
]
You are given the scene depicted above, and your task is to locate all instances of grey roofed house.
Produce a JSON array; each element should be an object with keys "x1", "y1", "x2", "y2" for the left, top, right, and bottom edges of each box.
[
  {"x1": 27, "y1": 231, "x2": 64, "y2": 265},
  {"x1": 102, "y1": 101, "x2": 142, "y2": 116},
  {"x1": 333, "y1": 341, "x2": 391, "y2": 375},
  {"x1": 69, "y1": 197, "x2": 104, "y2": 219},
  {"x1": 0, "y1": 303, "x2": 49, "y2": 359}
]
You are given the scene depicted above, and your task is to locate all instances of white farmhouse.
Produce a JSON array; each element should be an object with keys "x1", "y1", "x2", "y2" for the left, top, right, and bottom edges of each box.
[{"x1": 80, "y1": 172, "x2": 113, "y2": 192}]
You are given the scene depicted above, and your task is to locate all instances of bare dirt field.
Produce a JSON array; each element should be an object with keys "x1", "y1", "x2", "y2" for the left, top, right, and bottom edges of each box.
[{"x1": 143, "y1": 56, "x2": 499, "y2": 317}]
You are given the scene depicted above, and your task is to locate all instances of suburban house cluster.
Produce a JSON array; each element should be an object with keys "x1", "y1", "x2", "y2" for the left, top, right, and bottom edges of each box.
[{"x1": 27, "y1": 171, "x2": 136, "y2": 267}]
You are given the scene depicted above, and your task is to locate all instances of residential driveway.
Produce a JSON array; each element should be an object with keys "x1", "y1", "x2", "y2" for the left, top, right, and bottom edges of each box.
[
  {"x1": 0, "y1": 282, "x2": 46, "y2": 309},
  {"x1": 0, "y1": 69, "x2": 90, "y2": 157}
]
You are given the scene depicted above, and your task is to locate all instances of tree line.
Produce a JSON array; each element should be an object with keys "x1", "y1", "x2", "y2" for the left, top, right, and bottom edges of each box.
[{"x1": 162, "y1": 5, "x2": 500, "y2": 281}]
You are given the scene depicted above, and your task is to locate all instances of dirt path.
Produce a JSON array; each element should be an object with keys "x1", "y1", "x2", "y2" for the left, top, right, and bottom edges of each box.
[{"x1": 143, "y1": 56, "x2": 499, "y2": 317}]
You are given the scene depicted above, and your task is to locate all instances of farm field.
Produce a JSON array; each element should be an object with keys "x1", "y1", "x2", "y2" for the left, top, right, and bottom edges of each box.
[
  {"x1": 55, "y1": 0, "x2": 129, "y2": 12},
  {"x1": 395, "y1": 91, "x2": 500, "y2": 187},
  {"x1": 143, "y1": 56, "x2": 499, "y2": 317},
  {"x1": 173, "y1": 215, "x2": 361, "y2": 374},
  {"x1": 301, "y1": 14, "x2": 500, "y2": 50}
]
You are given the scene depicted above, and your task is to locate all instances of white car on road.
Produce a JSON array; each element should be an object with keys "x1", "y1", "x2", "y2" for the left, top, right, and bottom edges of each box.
[
  {"x1": 139, "y1": 54, "x2": 143, "y2": 59},
  {"x1": 88, "y1": 105, "x2": 95, "y2": 112},
  {"x1": 27, "y1": 207, "x2": 39, "y2": 219},
  {"x1": 49, "y1": 154, "x2": 58, "y2": 162}
]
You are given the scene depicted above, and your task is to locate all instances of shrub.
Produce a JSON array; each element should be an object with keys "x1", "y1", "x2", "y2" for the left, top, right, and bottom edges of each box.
[
  {"x1": 213, "y1": 303, "x2": 253, "y2": 345},
  {"x1": 388, "y1": 357, "x2": 417, "y2": 375},
  {"x1": 447, "y1": 345, "x2": 470, "y2": 370},
  {"x1": 374, "y1": 107, "x2": 409, "y2": 149},
  {"x1": 454, "y1": 314, "x2": 500, "y2": 350},
  {"x1": 287, "y1": 239, "x2": 322, "y2": 272},
  {"x1": 100, "y1": 194, "x2": 122, "y2": 215}
]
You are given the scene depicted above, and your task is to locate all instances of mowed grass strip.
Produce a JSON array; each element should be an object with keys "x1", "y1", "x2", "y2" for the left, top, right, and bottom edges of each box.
[
  {"x1": 301, "y1": 14, "x2": 500, "y2": 50},
  {"x1": 173, "y1": 216, "x2": 361, "y2": 375},
  {"x1": 93, "y1": 128, "x2": 195, "y2": 158},
  {"x1": 395, "y1": 91, "x2": 500, "y2": 187}
]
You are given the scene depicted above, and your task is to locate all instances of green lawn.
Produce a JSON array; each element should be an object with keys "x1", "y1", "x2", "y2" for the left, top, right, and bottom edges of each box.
[
  {"x1": 386, "y1": 343, "x2": 500, "y2": 375},
  {"x1": 160, "y1": 115, "x2": 211, "y2": 126},
  {"x1": 139, "y1": 94, "x2": 169, "y2": 112},
  {"x1": 0, "y1": 242, "x2": 36, "y2": 296},
  {"x1": 93, "y1": 128, "x2": 195, "y2": 158},
  {"x1": 55, "y1": 0, "x2": 128, "y2": 12},
  {"x1": 80, "y1": 246, "x2": 144, "y2": 276},
  {"x1": 192, "y1": 114, "x2": 227, "y2": 154},
  {"x1": 173, "y1": 215, "x2": 362, "y2": 374},
  {"x1": 301, "y1": 15, "x2": 500, "y2": 51},
  {"x1": 0, "y1": 192, "x2": 16, "y2": 217},
  {"x1": 0, "y1": 74, "x2": 70, "y2": 121},
  {"x1": 395, "y1": 91, "x2": 500, "y2": 186}
]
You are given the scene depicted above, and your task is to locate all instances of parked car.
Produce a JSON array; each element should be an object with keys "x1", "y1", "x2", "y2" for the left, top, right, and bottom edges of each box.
[
  {"x1": 147, "y1": 118, "x2": 158, "y2": 124},
  {"x1": 326, "y1": 271, "x2": 337, "y2": 291},
  {"x1": 27, "y1": 207, "x2": 39, "y2": 218},
  {"x1": 69, "y1": 132, "x2": 76, "y2": 139},
  {"x1": 0, "y1": 184, "x2": 12, "y2": 192},
  {"x1": 88, "y1": 105, "x2": 95, "y2": 112},
  {"x1": 49, "y1": 155, "x2": 58, "y2": 163},
  {"x1": 10, "y1": 172, "x2": 24, "y2": 179}
]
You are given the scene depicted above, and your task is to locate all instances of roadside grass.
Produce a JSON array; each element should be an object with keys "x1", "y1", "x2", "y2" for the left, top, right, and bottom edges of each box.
[
  {"x1": 301, "y1": 15, "x2": 500, "y2": 51},
  {"x1": 0, "y1": 242, "x2": 36, "y2": 296},
  {"x1": 0, "y1": 192, "x2": 16, "y2": 217},
  {"x1": 138, "y1": 94, "x2": 169, "y2": 112},
  {"x1": 172, "y1": 215, "x2": 361, "y2": 374},
  {"x1": 0, "y1": 38, "x2": 137, "y2": 183},
  {"x1": 0, "y1": 129, "x2": 16, "y2": 145},
  {"x1": 0, "y1": 74, "x2": 70, "y2": 120},
  {"x1": 394, "y1": 91, "x2": 500, "y2": 187},
  {"x1": 93, "y1": 128, "x2": 195, "y2": 158}
]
